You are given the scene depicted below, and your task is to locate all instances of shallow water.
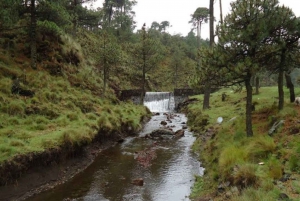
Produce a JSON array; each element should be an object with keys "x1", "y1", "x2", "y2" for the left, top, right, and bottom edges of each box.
[{"x1": 26, "y1": 101, "x2": 203, "y2": 201}]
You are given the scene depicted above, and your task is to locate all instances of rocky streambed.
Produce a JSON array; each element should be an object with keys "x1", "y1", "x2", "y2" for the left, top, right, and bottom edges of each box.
[{"x1": 23, "y1": 112, "x2": 203, "y2": 201}]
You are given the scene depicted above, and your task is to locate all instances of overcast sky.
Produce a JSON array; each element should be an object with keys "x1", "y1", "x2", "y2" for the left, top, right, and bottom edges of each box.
[{"x1": 89, "y1": 0, "x2": 300, "y2": 39}]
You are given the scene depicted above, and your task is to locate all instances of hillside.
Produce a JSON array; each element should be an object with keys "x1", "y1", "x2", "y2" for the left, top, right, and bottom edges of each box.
[{"x1": 0, "y1": 26, "x2": 157, "y2": 189}]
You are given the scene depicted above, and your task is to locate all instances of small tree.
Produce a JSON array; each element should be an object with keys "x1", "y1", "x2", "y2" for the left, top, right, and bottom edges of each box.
[
  {"x1": 170, "y1": 46, "x2": 184, "y2": 89},
  {"x1": 97, "y1": 31, "x2": 121, "y2": 95},
  {"x1": 131, "y1": 24, "x2": 164, "y2": 103},
  {"x1": 263, "y1": 6, "x2": 300, "y2": 110}
]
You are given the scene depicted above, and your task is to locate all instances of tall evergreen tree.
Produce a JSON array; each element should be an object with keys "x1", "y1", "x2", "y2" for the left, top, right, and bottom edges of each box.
[
  {"x1": 189, "y1": 7, "x2": 209, "y2": 47},
  {"x1": 217, "y1": 0, "x2": 281, "y2": 137}
]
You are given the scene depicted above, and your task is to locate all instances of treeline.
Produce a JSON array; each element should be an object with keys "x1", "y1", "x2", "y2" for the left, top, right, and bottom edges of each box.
[
  {"x1": 0, "y1": 0, "x2": 209, "y2": 93},
  {"x1": 191, "y1": 0, "x2": 300, "y2": 137}
]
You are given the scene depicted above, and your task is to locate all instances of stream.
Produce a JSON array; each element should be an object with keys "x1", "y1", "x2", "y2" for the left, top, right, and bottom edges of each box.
[{"x1": 26, "y1": 92, "x2": 203, "y2": 201}]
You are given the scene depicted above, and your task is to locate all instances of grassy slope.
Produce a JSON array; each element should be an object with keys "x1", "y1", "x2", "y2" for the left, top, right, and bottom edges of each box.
[
  {"x1": 188, "y1": 87, "x2": 300, "y2": 201},
  {"x1": 0, "y1": 31, "x2": 152, "y2": 165},
  {"x1": 0, "y1": 66, "x2": 151, "y2": 163}
]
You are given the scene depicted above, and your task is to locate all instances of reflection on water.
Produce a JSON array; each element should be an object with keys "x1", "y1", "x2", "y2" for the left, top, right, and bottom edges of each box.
[{"x1": 26, "y1": 94, "x2": 203, "y2": 201}]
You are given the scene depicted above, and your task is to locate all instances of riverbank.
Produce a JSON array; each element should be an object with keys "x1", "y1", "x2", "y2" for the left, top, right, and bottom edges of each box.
[
  {"x1": 0, "y1": 115, "x2": 151, "y2": 201},
  {"x1": 186, "y1": 87, "x2": 300, "y2": 201},
  {"x1": 0, "y1": 65, "x2": 152, "y2": 200}
]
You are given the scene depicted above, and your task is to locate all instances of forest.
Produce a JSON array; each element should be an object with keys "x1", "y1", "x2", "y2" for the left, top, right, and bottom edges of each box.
[{"x1": 1, "y1": 0, "x2": 300, "y2": 200}]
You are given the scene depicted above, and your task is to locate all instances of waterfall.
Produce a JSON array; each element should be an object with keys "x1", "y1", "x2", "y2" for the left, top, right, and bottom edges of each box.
[{"x1": 144, "y1": 92, "x2": 175, "y2": 113}]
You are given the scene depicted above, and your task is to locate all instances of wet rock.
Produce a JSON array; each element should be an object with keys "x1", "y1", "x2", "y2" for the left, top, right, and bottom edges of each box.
[
  {"x1": 117, "y1": 138, "x2": 125, "y2": 143},
  {"x1": 160, "y1": 121, "x2": 167, "y2": 125},
  {"x1": 131, "y1": 178, "x2": 144, "y2": 186},
  {"x1": 149, "y1": 129, "x2": 174, "y2": 138},
  {"x1": 217, "y1": 181, "x2": 230, "y2": 193},
  {"x1": 278, "y1": 193, "x2": 290, "y2": 201},
  {"x1": 174, "y1": 129, "x2": 185, "y2": 139},
  {"x1": 182, "y1": 125, "x2": 188, "y2": 129},
  {"x1": 279, "y1": 173, "x2": 291, "y2": 182}
]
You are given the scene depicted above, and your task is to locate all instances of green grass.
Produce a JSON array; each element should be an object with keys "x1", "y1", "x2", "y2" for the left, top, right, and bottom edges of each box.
[
  {"x1": 188, "y1": 86, "x2": 300, "y2": 200},
  {"x1": 0, "y1": 67, "x2": 151, "y2": 163}
]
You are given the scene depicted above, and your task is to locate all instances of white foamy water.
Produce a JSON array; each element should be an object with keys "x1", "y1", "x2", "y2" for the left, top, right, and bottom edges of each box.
[{"x1": 144, "y1": 92, "x2": 175, "y2": 113}]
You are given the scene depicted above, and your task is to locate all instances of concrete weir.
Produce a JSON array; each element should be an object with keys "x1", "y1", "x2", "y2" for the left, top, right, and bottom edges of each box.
[
  {"x1": 116, "y1": 89, "x2": 199, "y2": 111},
  {"x1": 144, "y1": 92, "x2": 175, "y2": 113}
]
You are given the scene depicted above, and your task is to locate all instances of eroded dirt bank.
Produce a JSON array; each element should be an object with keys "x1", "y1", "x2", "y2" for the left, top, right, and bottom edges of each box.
[{"x1": 0, "y1": 126, "x2": 147, "y2": 201}]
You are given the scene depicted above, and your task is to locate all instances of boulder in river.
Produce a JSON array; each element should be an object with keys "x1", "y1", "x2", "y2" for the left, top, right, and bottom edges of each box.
[
  {"x1": 174, "y1": 129, "x2": 185, "y2": 139},
  {"x1": 149, "y1": 129, "x2": 174, "y2": 139},
  {"x1": 131, "y1": 178, "x2": 144, "y2": 186},
  {"x1": 160, "y1": 121, "x2": 167, "y2": 125}
]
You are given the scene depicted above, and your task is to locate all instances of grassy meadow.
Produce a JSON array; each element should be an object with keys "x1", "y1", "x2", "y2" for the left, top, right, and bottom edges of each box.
[{"x1": 188, "y1": 87, "x2": 300, "y2": 201}]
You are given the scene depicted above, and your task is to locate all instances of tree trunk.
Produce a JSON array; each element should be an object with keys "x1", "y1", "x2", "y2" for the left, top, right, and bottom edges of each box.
[
  {"x1": 203, "y1": 82, "x2": 211, "y2": 110},
  {"x1": 285, "y1": 72, "x2": 295, "y2": 103},
  {"x1": 175, "y1": 64, "x2": 178, "y2": 89},
  {"x1": 30, "y1": 0, "x2": 37, "y2": 69},
  {"x1": 278, "y1": 49, "x2": 286, "y2": 110},
  {"x1": 141, "y1": 29, "x2": 146, "y2": 105},
  {"x1": 141, "y1": 57, "x2": 145, "y2": 104},
  {"x1": 219, "y1": 0, "x2": 223, "y2": 24},
  {"x1": 197, "y1": 22, "x2": 201, "y2": 48},
  {"x1": 103, "y1": 35, "x2": 107, "y2": 95},
  {"x1": 209, "y1": 0, "x2": 214, "y2": 46},
  {"x1": 255, "y1": 76, "x2": 259, "y2": 94},
  {"x1": 278, "y1": 69, "x2": 284, "y2": 110},
  {"x1": 203, "y1": 0, "x2": 214, "y2": 110},
  {"x1": 245, "y1": 75, "x2": 253, "y2": 137}
]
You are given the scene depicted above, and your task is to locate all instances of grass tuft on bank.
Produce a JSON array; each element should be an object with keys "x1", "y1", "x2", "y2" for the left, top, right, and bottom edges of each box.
[{"x1": 188, "y1": 87, "x2": 300, "y2": 201}]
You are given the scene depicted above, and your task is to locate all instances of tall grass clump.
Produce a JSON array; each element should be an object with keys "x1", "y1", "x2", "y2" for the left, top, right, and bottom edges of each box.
[
  {"x1": 289, "y1": 154, "x2": 300, "y2": 172},
  {"x1": 1, "y1": 100, "x2": 25, "y2": 116},
  {"x1": 233, "y1": 163, "x2": 259, "y2": 188},
  {"x1": 246, "y1": 135, "x2": 276, "y2": 161},
  {"x1": 231, "y1": 187, "x2": 278, "y2": 201},
  {"x1": 219, "y1": 145, "x2": 247, "y2": 179},
  {"x1": 60, "y1": 128, "x2": 92, "y2": 147},
  {"x1": 0, "y1": 77, "x2": 12, "y2": 94},
  {"x1": 266, "y1": 157, "x2": 283, "y2": 179},
  {"x1": 97, "y1": 115, "x2": 114, "y2": 133}
]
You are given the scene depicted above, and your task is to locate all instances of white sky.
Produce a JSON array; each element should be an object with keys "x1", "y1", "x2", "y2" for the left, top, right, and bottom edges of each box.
[{"x1": 88, "y1": 0, "x2": 300, "y2": 39}]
